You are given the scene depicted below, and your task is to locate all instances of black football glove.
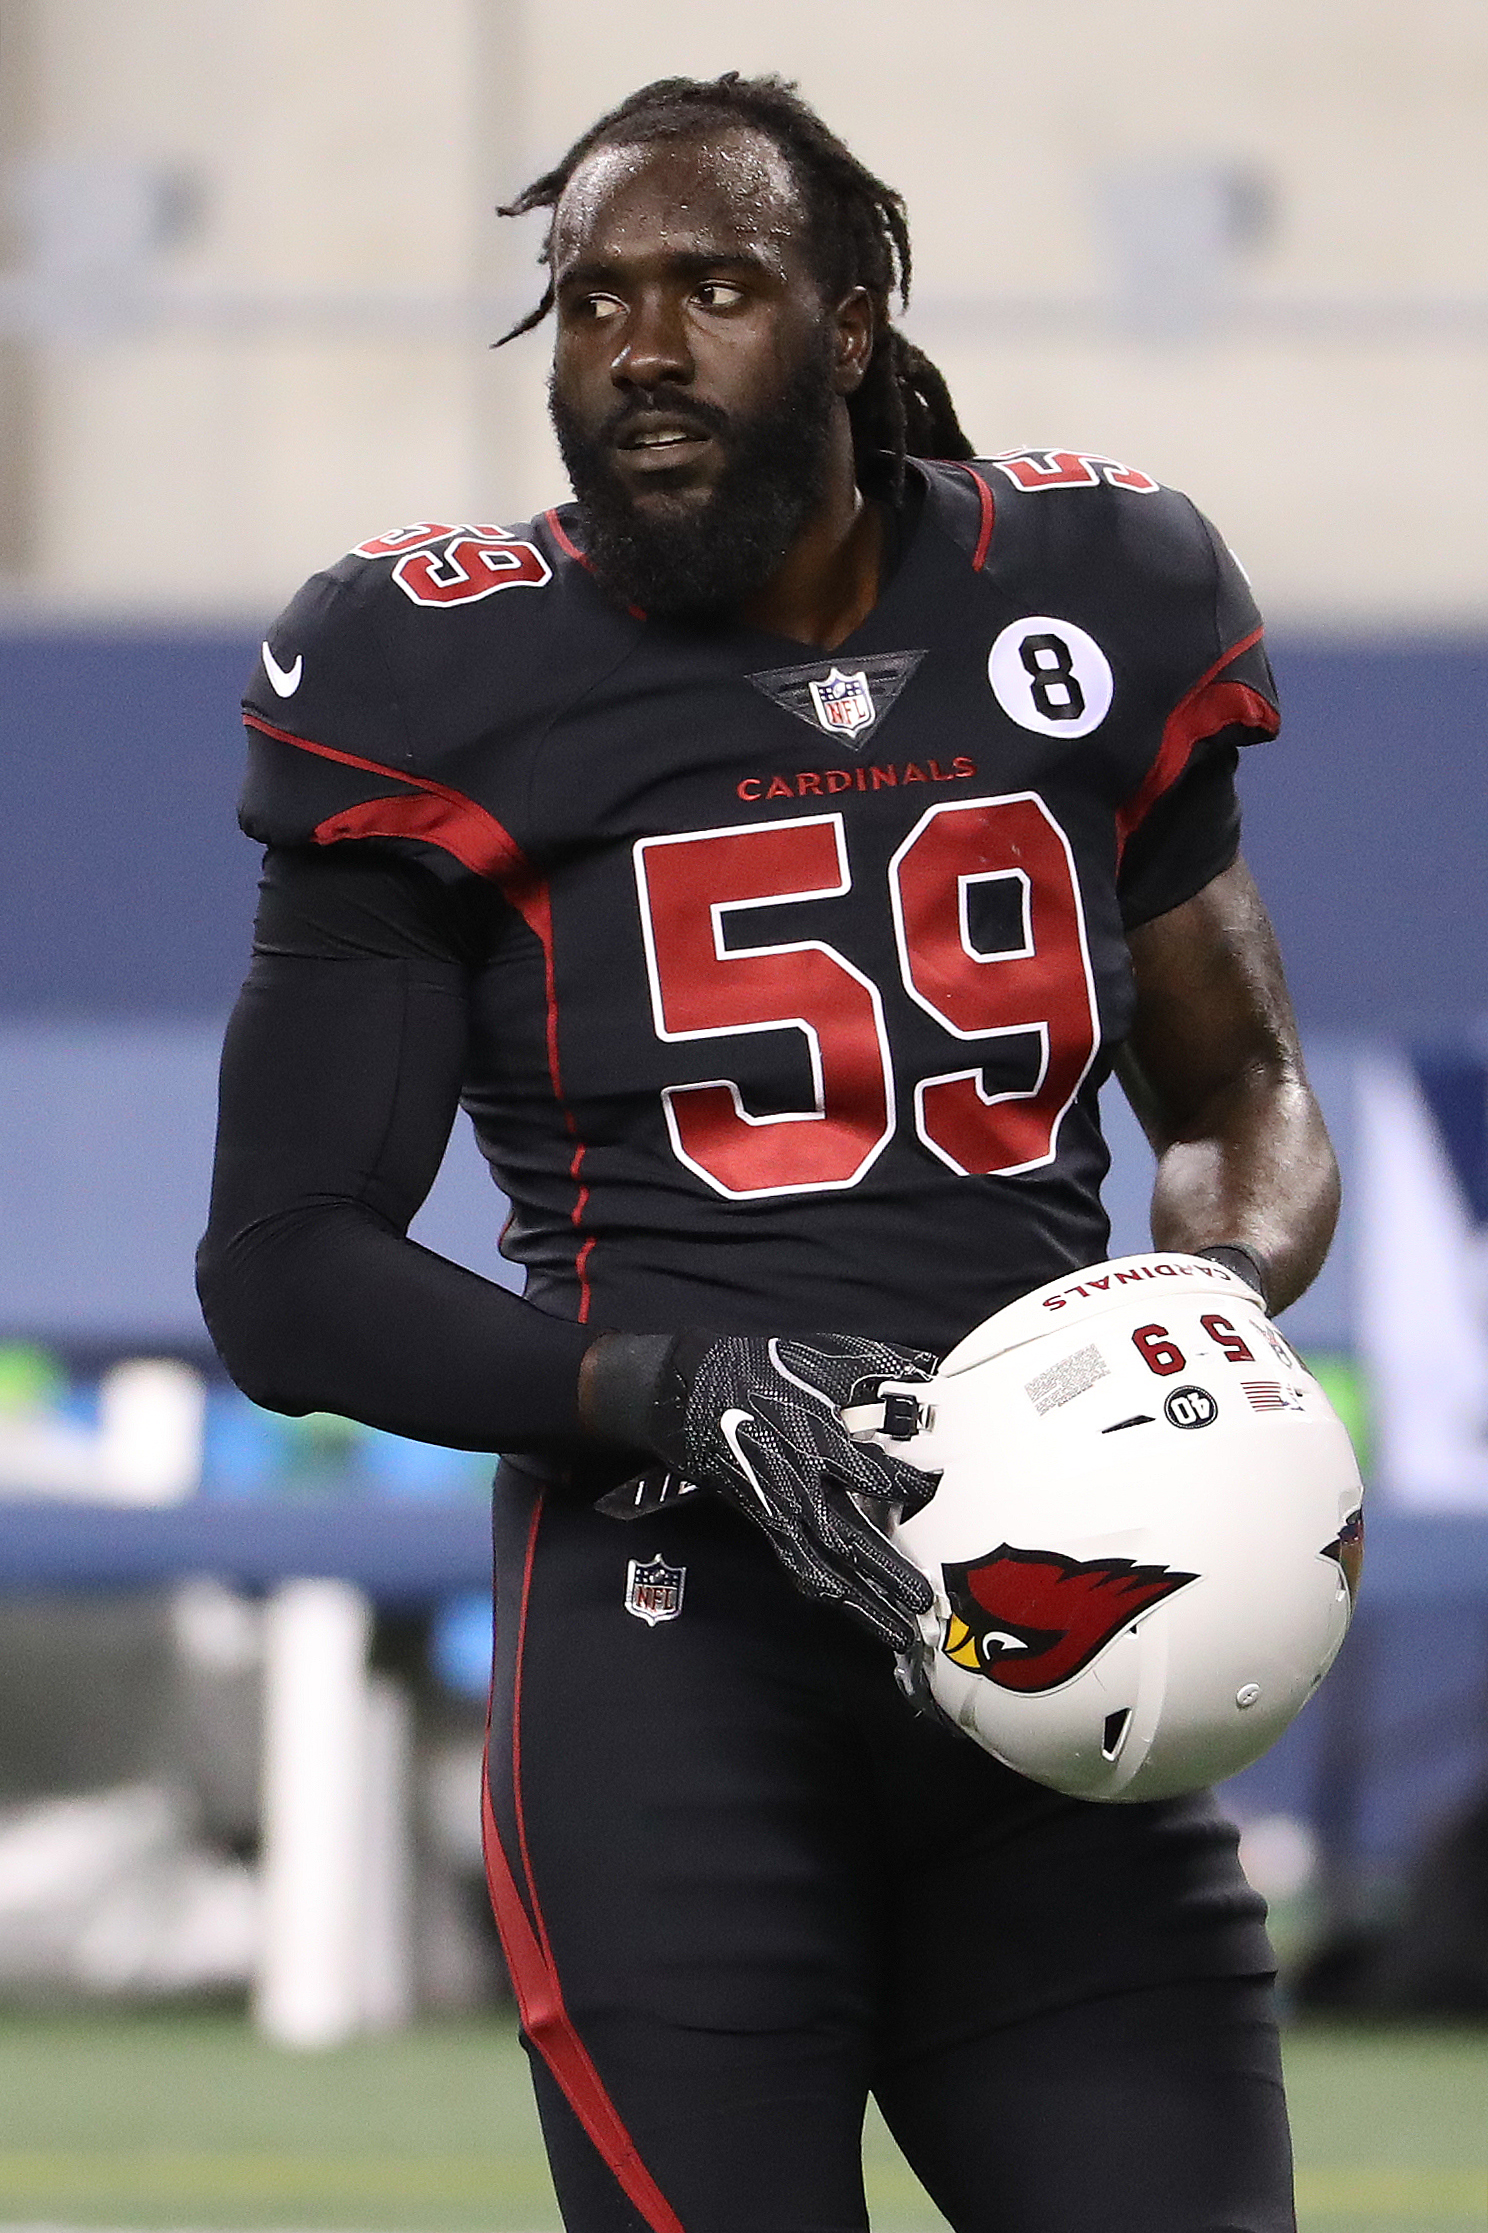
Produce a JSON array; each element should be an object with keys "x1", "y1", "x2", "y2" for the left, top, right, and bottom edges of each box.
[{"x1": 582, "y1": 1331, "x2": 941, "y2": 1651}]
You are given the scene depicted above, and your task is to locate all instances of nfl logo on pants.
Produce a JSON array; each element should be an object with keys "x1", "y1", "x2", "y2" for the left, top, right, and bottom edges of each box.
[{"x1": 625, "y1": 1554, "x2": 686, "y2": 1626}]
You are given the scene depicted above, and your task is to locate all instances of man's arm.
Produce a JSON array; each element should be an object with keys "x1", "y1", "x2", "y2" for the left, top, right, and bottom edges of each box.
[
  {"x1": 197, "y1": 845, "x2": 595, "y2": 1451},
  {"x1": 197, "y1": 840, "x2": 934, "y2": 1652},
  {"x1": 1116, "y1": 855, "x2": 1339, "y2": 1313}
]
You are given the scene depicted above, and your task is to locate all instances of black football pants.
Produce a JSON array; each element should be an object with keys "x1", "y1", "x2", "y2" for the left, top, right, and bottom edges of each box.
[{"x1": 483, "y1": 1470, "x2": 1294, "y2": 2233}]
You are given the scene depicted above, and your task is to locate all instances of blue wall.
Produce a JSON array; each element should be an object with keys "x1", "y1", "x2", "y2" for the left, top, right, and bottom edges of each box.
[
  {"x1": 3, "y1": 628, "x2": 1487, "y2": 1030},
  {"x1": 1241, "y1": 640, "x2": 1488, "y2": 1036},
  {"x1": 2, "y1": 629, "x2": 262, "y2": 1019}
]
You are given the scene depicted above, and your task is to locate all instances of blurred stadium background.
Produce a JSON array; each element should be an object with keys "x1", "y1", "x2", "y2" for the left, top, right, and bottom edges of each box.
[{"x1": 0, "y1": 1, "x2": 1485, "y2": 2226}]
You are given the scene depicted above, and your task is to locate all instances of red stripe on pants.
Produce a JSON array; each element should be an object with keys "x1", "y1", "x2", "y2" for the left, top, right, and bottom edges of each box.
[{"x1": 480, "y1": 1504, "x2": 684, "y2": 2232}]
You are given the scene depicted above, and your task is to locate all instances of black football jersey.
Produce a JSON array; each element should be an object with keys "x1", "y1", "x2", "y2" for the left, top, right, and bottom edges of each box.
[{"x1": 239, "y1": 453, "x2": 1278, "y2": 1355}]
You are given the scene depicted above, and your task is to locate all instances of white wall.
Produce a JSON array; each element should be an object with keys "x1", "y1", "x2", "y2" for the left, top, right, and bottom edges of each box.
[{"x1": 2, "y1": 0, "x2": 1485, "y2": 624}]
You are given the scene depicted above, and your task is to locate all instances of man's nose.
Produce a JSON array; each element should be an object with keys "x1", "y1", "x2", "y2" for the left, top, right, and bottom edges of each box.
[{"x1": 611, "y1": 291, "x2": 694, "y2": 389}]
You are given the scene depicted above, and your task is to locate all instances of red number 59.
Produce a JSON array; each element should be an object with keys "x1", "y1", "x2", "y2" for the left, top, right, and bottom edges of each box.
[{"x1": 634, "y1": 794, "x2": 1099, "y2": 1199}]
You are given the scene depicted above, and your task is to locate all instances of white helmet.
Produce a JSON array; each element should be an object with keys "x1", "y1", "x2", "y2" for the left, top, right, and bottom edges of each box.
[{"x1": 851, "y1": 1253, "x2": 1363, "y2": 1802}]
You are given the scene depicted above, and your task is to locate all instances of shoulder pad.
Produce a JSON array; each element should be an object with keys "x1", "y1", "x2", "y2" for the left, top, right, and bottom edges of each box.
[
  {"x1": 238, "y1": 512, "x2": 607, "y2": 872},
  {"x1": 243, "y1": 516, "x2": 562, "y2": 757},
  {"x1": 241, "y1": 551, "x2": 412, "y2": 852},
  {"x1": 981, "y1": 446, "x2": 1164, "y2": 499},
  {"x1": 934, "y1": 450, "x2": 1278, "y2": 836},
  {"x1": 248, "y1": 557, "x2": 399, "y2": 743},
  {"x1": 966, "y1": 447, "x2": 1275, "y2": 721},
  {"x1": 920, "y1": 449, "x2": 1216, "y2": 602},
  {"x1": 972, "y1": 448, "x2": 1259, "y2": 625},
  {"x1": 977, "y1": 447, "x2": 1207, "y2": 593}
]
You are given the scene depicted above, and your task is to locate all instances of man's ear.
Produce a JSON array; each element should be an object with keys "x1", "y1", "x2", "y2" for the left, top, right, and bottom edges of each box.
[{"x1": 832, "y1": 287, "x2": 875, "y2": 396}]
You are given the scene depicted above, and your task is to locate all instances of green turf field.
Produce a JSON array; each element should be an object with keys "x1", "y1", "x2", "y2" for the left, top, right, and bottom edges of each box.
[{"x1": 0, "y1": 2012, "x2": 1481, "y2": 2231}]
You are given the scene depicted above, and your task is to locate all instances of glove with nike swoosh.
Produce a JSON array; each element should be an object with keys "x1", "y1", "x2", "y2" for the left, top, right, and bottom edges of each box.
[{"x1": 581, "y1": 1331, "x2": 941, "y2": 1651}]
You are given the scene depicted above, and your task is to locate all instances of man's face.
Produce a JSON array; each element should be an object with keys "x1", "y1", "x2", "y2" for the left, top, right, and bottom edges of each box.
[{"x1": 548, "y1": 129, "x2": 849, "y2": 619}]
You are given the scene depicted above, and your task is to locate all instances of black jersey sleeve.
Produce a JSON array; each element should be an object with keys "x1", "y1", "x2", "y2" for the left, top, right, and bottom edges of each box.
[
  {"x1": 1110, "y1": 501, "x2": 1275, "y2": 926},
  {"x1": 1116, "y1": 504, "x2": 1277, "y2": 835},
  {"x1": 1187, "y1": 509, "x2": 1278, "y2": 741},
  {"x1": 196, "y1": 842, "x2": 595, "y2": 1453},
  {"x1": 1115, "y1": 739, "x2": 1240, "y2": 928}
]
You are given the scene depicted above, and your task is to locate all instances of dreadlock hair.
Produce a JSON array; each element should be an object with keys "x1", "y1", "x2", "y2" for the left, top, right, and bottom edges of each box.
[{"x1": 496, "y1": 72, "x2": 975, "y2": 495}]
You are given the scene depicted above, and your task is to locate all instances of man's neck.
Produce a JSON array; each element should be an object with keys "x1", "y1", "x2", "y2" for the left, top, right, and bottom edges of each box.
[{"x1": 739, "y1": 471, "x2": 884, "y2": 652}]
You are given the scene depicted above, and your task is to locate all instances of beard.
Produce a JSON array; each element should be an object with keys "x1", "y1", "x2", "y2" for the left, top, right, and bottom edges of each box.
[{"x1": 549, "y1": 334, "x2": 839, "y2": 621}]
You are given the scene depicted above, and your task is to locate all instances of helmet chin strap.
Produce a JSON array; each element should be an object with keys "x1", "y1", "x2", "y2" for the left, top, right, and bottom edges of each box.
[{"x1": 841, "y1": 1390, "x2": 933, "y2": 1440}]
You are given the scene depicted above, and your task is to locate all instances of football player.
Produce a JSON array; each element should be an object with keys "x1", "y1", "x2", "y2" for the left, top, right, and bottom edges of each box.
[{"x1": 200, "y1": 73, "x2": 1338, "y2": 2232}]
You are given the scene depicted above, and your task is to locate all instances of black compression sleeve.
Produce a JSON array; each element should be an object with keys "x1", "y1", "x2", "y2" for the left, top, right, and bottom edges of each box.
[{"x1": 196, "y1": 844, "x2": 595, "y2": 1453}]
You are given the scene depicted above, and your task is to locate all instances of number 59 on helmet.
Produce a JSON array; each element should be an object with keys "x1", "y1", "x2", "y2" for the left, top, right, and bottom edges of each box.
[{"x1": 850, "y1": 1254, "x2": 1363, "y2": 1803}]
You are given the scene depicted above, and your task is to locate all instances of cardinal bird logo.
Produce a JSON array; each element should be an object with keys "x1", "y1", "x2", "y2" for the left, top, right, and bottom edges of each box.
[{"x1": 940, "y1": 1545, "x2": 1199, "y2": 1693}]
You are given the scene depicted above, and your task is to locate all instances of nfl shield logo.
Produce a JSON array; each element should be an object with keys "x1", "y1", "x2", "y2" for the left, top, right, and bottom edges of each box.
[
  {"x1": 808, "y1": 666, "x2": 876, "y2": 738},
  {"x1": 625, "y1": 1553, "x2": 686, "y2": 1627}
]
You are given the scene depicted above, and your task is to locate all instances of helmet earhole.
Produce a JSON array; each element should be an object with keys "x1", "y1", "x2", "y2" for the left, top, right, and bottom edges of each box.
[{"x1": 1100, "y1": 1709, "x2": 1131, "y2": 1760}]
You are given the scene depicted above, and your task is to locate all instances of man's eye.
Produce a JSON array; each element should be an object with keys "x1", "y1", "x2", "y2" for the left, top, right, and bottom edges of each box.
[
  {"x1": 694, "y1": 281, "x2": 744, "y2": 310},
  {"x1": 577, "y1": 294, "x2": 624, "y2": 322}
]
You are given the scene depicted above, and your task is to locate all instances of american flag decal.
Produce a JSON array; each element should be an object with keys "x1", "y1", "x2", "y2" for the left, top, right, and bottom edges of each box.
[{"x1": 1242, "y1": 1380, "x2": 1288, "y2": 1411}]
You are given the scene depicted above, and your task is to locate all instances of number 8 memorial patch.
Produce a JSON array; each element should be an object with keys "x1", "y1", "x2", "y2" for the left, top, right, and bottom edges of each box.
[{"x1": 988, "y1": 615, "x2": 1113, "y2": 739}]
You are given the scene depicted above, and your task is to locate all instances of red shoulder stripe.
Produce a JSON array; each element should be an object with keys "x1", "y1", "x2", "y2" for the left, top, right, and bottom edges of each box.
[
  {"x1": 543, "y1": 507, "x2": 589, "y2": 569},
  {"x1": 544, "y1": 507, "x2": 646, "y2": 621},
  {"x1": 243, "y1": 712, "x2": 529, "y2": 884},
  {"x1": 952, "y1": 464, "x2": 996, "y2": 571},
  {"x1": 1115, "y1": 627, "x2": 1276, "y2": 856}
]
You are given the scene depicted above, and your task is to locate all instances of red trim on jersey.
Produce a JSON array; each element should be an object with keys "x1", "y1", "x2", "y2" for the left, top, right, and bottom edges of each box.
[
  {"x1": 1115, "y1": 628, "x2": 1276, "y2": 857},
  {"x1": 568, "y1": 1148, "x2": 595, "y2": 1325},
  {"x1": 573, "y1": 1234, "x2": 597, "y2": 1315},
  {"x1": 513, "y1": 883, "x2": 596, "y2": 1321},
  {"x1": 244, "y1": 711, "x2": 598, "y2": 1317},
  {"x1": 505, "y1": 877, "x2": 562, "y2": 1078},
  {"x1": 544, "y1": 507, "x2": 590, "y2": 570},
  {"x1": 952, "y1": 465, "x2": 996, "y2": 571},
  {"x1": 480, "y1": 1504, "x2": 684, "y2": 2233},
  {"x1": 243, "y1": 713, "x2": 530, "y2": 883},
  {"x1": 545, "y1": 507, "x2": 647, "y2": 623},
  {"x1": 308, "y1": 791, "x2": 523, "y2": 878}
]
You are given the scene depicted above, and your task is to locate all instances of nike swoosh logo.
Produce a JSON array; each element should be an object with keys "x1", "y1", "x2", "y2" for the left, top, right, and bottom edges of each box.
[
  {"x1": 262, "y1": 642, "x2": 303, "y2": 698},
  {"x1": 719, "y1": 1409, "x2": 772, "y2": 1513}
]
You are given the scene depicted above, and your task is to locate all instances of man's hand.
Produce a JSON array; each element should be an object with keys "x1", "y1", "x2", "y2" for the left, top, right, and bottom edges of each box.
[{"x1": 583, "y1": 1331, "x2": 940, "y2": 1649}]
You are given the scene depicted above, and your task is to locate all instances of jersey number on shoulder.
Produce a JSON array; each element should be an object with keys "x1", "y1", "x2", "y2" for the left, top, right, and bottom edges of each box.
[
  {"x1": 353, "y1": 523, "x2": 552, "y2": 607},
  {"x1": 987, "y1": 449, "x2": 1158, "y2": 495},
  {"x1": 634, "y1": 795, "x2": 1099, "y2": 1199}
]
